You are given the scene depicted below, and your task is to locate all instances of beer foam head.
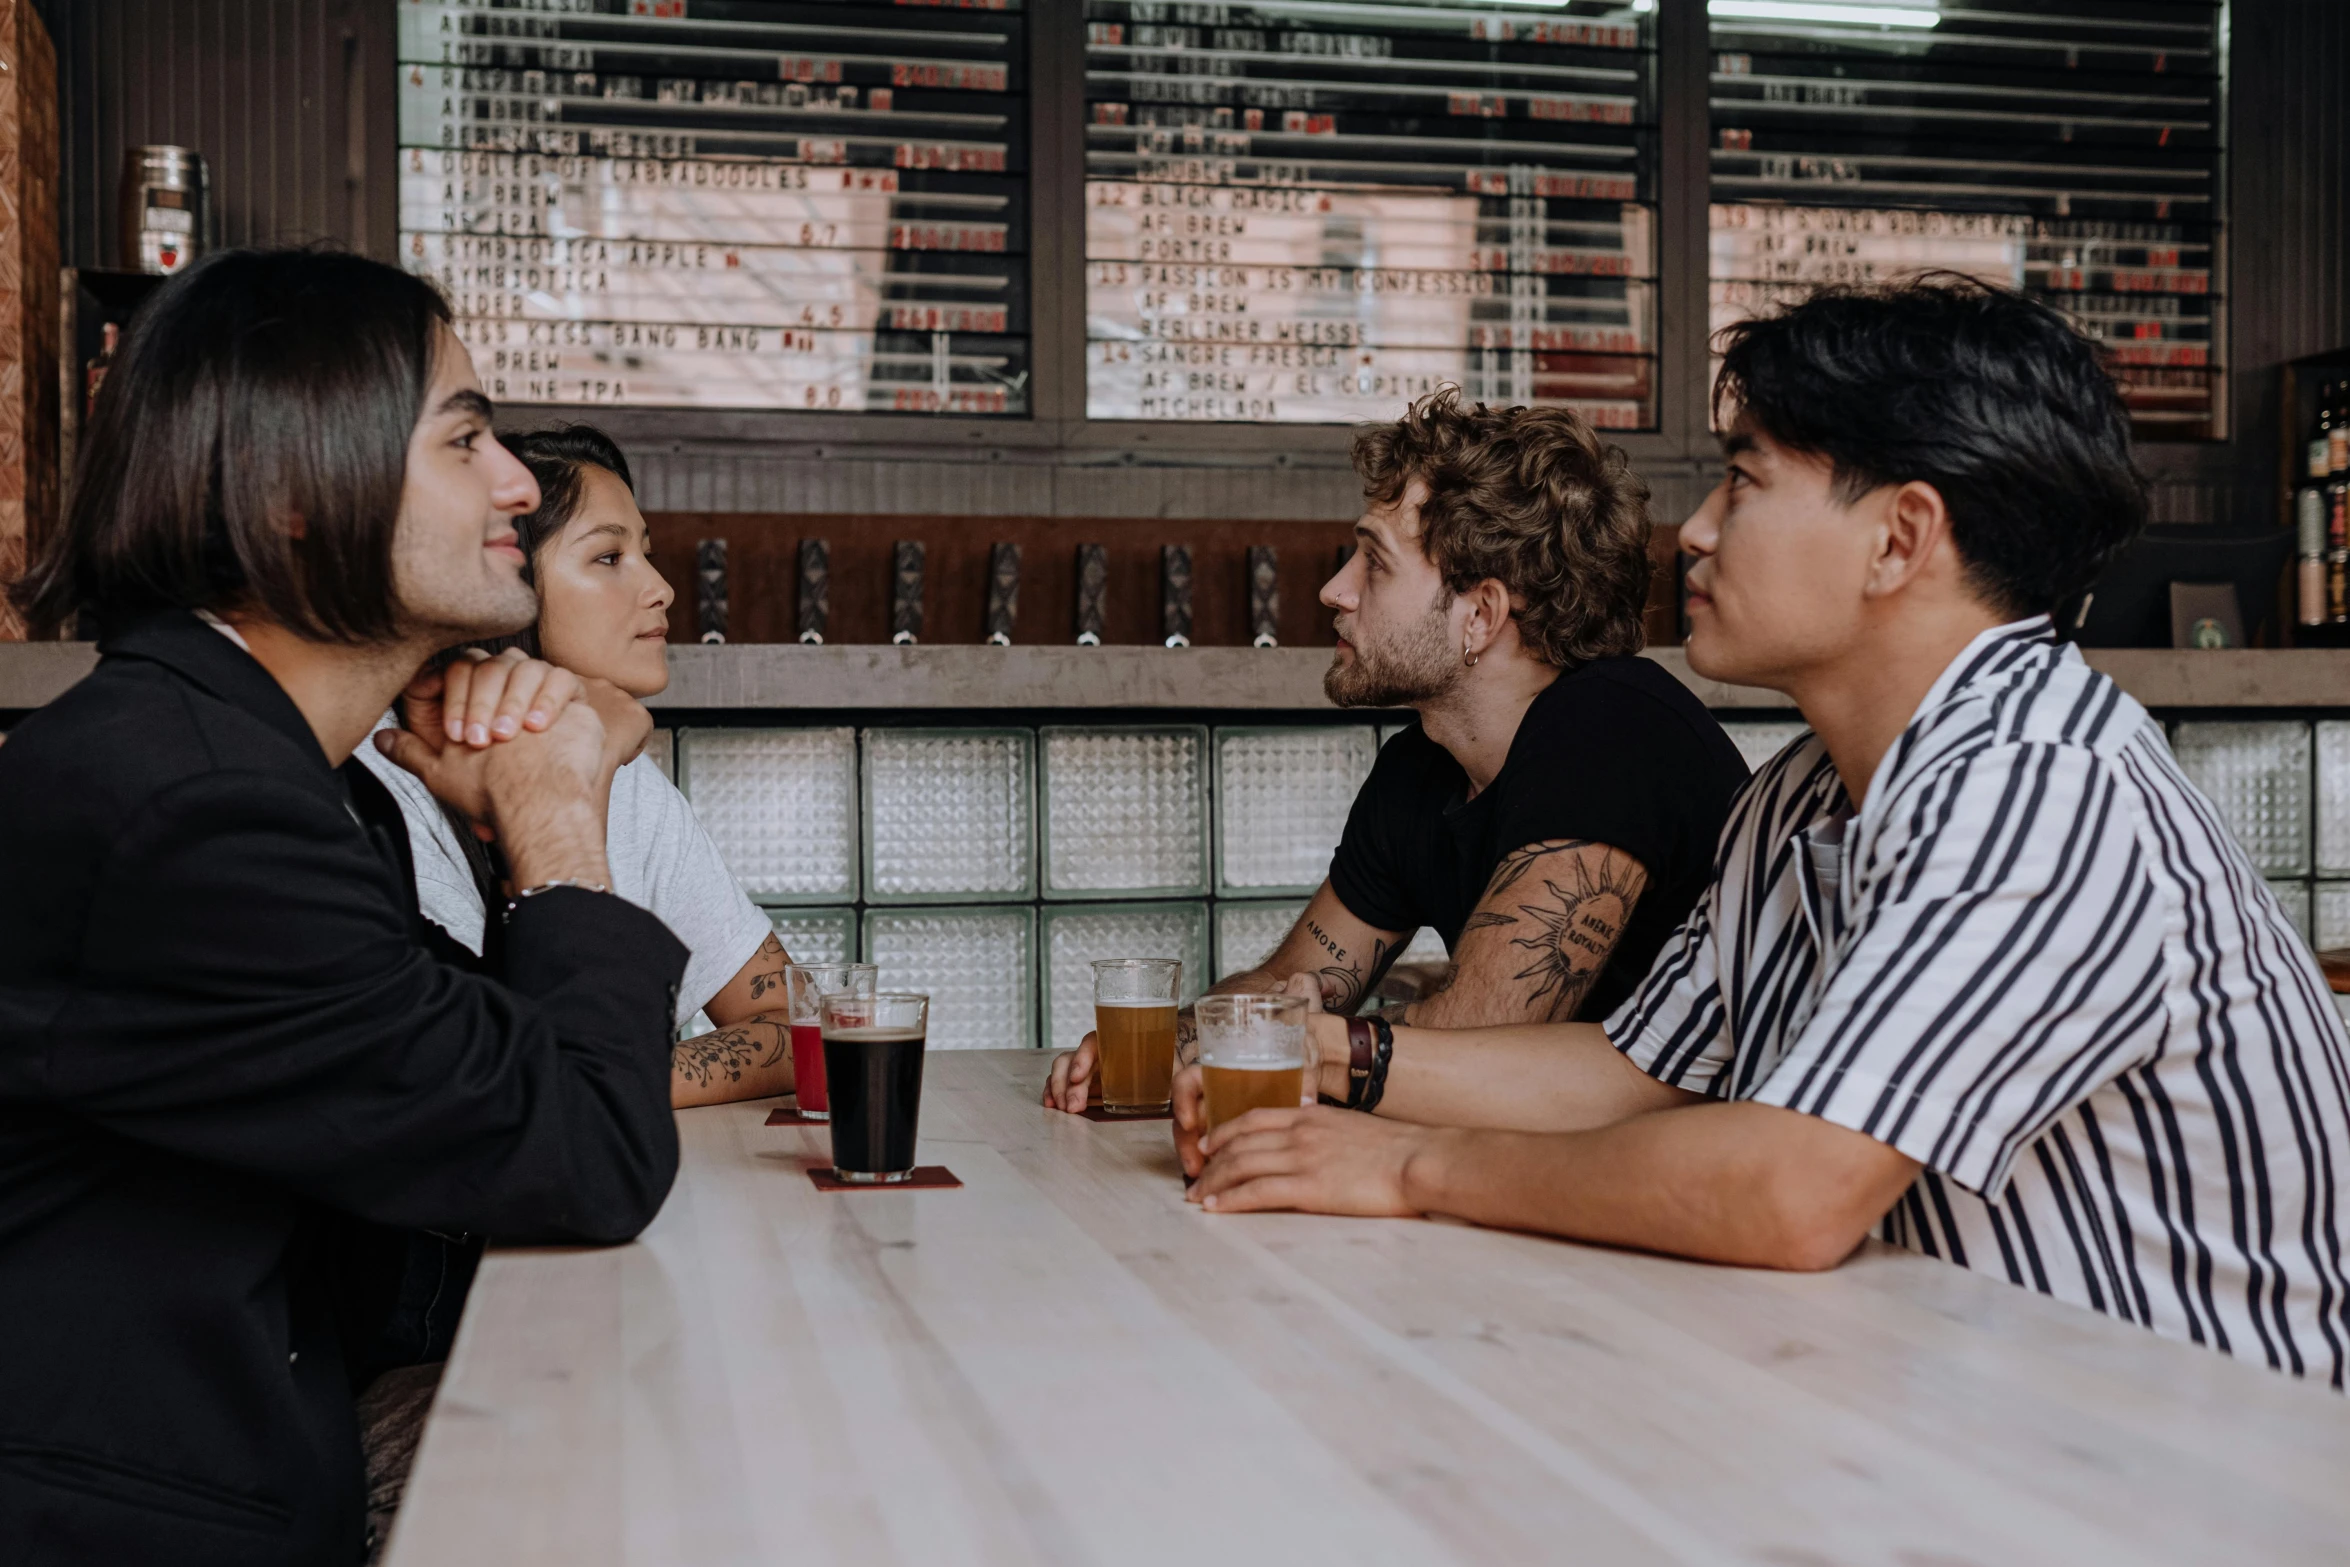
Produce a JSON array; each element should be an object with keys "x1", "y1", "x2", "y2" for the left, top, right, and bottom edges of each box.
[{"x1": 1197, "y1": 1022, "x2": 1307, "y2": 1067}]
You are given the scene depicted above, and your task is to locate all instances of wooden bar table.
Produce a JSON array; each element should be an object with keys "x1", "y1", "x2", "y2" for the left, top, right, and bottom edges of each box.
[{"x1": 385, "y1": 1052, "x2": 2350, "y2": 1567}]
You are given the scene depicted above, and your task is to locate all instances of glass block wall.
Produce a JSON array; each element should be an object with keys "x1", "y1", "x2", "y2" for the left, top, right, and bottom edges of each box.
[
  {"x1": 668, "y1": 714, "x2": 2350, "y2": 1049},
  {"x1": 675, "y1": 723, "x2": 1382, "y2": 1050}
]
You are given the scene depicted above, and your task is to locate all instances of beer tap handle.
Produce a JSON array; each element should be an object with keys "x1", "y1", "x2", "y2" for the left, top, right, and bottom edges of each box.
[
  {"x1": 1161, "y1": 545, "x2": 1194, "y2": 649},
  {"x1": 695, "y1": 538, "x2": 728, "y2": 645},
  {"x1": 890, "y1": 540, "x2": 926, "y2": 646},
  {"x1": 796, "y1": 538, "x2": 830, "y2": 646},
  {"x1": 1074, "y1": 543, "x2": 1108, "y2": 646},
  {"x1": 1247, "y1": 545, "x2": 1279, "y2": 649},
  {"x1": 984, "y1": 542, "x2": 1021, "y2": 646}
]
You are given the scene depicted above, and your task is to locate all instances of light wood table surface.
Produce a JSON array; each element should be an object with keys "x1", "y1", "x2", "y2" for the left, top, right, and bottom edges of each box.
[{"x1": 386, "y1": 1050, "x2": 2350, "y2": 1567}]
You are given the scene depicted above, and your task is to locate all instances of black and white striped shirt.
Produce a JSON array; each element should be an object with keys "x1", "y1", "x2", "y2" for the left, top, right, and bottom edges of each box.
[{"x1": 1610, "y1": 618, "x2": 2350, "y2": 1384}]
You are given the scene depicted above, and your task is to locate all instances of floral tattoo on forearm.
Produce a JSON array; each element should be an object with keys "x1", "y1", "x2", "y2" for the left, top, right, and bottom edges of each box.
[{"x1": 672, "y1": 1019, "x2": 789, "y2": 1086}]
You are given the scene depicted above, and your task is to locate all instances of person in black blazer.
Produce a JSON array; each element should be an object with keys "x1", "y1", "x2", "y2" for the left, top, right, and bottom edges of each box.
[{"x1": 0, "y1": 251, "x2": 692, "y2": 1565}]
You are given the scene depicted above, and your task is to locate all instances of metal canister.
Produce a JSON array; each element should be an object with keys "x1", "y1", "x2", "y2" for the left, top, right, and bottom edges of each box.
[{"x1": 119, "y1": 146, "x2": 211, "y2": 274}]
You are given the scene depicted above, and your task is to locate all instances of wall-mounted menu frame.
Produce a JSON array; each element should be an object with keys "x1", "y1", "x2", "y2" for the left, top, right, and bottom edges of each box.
[
  {"x1": 370, "y1": 0, "x2": 2247, "y2": 479},
  {"x1": 1082, "y1": 0, "x2": 1662, "y2": 429},
  {"x1": 396, "y1": 0, "x2": 1034, "y2": 416},
  {"x1": 1706, "y1": 0, "x2": 2226, "y2": 442}
]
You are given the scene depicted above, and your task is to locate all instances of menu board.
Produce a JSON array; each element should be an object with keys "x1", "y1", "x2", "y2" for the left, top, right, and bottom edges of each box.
[
  {"x1": 397, "y1": 0, "x2": 1030, "y2": 415},
  {"x1": 1708, "y1": 3, "x2": 2223, "y2": 439},
  {"x1": 1083, "y1": 1, "x2": 1658, "y2": 427}
]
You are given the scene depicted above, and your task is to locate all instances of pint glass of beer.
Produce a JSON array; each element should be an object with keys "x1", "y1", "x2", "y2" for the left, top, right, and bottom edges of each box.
[
  {"x1": 783, "y1": 962, "x2": 877, "y2": 1121},
  {"x1": 1195, "y1": 993, "x2": 1316, "y2": 1135},
  {"x1": 822, "y1": 991, "x2": 930, "y2": 1183},
  {"x1": 1091, "y1": 958, "x2": 1182, "y2": 1114}
]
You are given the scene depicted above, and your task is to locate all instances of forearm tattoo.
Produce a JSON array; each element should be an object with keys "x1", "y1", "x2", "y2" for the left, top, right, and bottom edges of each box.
[
  {"x1": 1460, "y1": 840, "x2": 1646, "y2": 1022},
  {"x1": 672, "y1": 1019, "x2": 788, "y2": 1087},
  {"x1": 1304, "y1": 917, "x2": 1390, "y2": 1013}
]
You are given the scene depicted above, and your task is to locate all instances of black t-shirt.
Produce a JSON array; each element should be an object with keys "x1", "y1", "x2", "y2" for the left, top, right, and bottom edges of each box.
[{"x1": 1327, "y1": 657, "x2": 1750, "y2": 1023}]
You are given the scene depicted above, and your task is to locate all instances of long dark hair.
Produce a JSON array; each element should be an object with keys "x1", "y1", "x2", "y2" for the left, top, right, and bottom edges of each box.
[
  {"x1": 12, "y1": 248, "x2": 450, "y2": 641},
  {"x1": 460, "y1": 424, "x2": 638, "y2": 660}
]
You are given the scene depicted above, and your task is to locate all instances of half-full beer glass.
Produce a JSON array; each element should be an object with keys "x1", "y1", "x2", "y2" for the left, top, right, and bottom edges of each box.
[
  {"x1": 1092, "y1": 958, "x2": 1181, "y2": 1114},
  {"x1": 822, "y1": 991, "x2": 930, "y2": 1183},
  {"x1": 1195, "y1": 993, "x2": 1316, "y2": 1135},
  {"x1": 783, "y1": 962, "x2": 877, "y2": 1121}
]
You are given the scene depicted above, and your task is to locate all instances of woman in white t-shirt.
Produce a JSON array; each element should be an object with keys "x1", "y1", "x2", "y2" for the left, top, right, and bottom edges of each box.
[{"x1": 358, "y1": 425, "x2": 791, "y2": 1108}]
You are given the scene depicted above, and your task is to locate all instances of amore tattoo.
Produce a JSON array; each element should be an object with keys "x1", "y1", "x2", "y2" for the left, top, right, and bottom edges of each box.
[
  {"x1": 1305, "y1": 916, "x2": 1392, "y2": 1012},
  {"x1": 1461, "y1": 840, "x2": 1646, "y2": 1020}
]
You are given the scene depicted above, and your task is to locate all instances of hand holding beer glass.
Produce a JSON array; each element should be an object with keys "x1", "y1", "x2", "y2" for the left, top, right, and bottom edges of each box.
[
  {"x1": 1091, "y1": 958, "x2": 1181, "y2": 1114},
  {"x1": 1194, "y1": 993, "x2": 1317, "y2": 1133},
  {"x1": 783, "y1": 962, "x2": 877, "y2": 1121}
]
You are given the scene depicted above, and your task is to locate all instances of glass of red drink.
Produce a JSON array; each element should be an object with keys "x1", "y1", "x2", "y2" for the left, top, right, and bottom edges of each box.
[{"x1": 782, "y1": 963, "x2": 877, "y2": 1121}]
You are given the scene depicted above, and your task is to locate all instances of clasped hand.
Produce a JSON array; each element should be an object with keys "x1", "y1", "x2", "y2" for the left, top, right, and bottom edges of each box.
[{"x1": 372, "y1": 647, "x2": 649, "y2": 843}]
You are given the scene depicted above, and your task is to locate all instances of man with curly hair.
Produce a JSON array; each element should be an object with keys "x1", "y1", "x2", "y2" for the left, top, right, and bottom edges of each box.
[
  {"x1": 1048, "y1": 389, "x2": 1750, "y2": 1111},
  {"x1": 1182, "y1": 281, "x2": 2350, "y2": 1388}
]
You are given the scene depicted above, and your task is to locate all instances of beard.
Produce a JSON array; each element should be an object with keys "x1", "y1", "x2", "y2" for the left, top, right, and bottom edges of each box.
[
  {"x1": 388, "y1": 529, "x2": 540, "y2": 647},
  {"x1": 1324, "y1": 601, "x2": 1460, "y2": 708}
]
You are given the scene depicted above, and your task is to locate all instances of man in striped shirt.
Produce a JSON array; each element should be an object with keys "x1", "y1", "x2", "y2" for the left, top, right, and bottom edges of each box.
[{"x1": 1188, "y1": 279, "x2": 2350, "y2": 1384}]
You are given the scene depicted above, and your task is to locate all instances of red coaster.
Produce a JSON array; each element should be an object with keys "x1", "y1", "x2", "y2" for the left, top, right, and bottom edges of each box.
[
  {"x1": 1077, "y1": 1104, "x2": 1172, "y2": 1123},
  {"x1": 806, "y1": 1164, "x2": 962, "y2": 1192},
  {"x1": 765, "y1": 1107, "x2": 830, "y2": 1126}
]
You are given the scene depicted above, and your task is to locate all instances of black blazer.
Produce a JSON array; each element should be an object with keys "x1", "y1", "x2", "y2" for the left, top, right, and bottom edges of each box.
[{"x1": 0, "y1": 611, "x2": 689, "y2": 1566}]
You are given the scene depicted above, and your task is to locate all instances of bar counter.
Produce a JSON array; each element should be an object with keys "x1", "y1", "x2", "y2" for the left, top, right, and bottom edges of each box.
[
  {"x1": 384, "y1": 1052, "x2": 2350, "y2": 1567},
  {"x1": 6, "y1": 641, "x2": 2350, "y2": 713}
]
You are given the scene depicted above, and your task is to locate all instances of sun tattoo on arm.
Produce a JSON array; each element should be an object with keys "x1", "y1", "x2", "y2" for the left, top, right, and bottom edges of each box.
[{"x1": 1461, "y1": 841, "x2": 1646, "y2": 1021}]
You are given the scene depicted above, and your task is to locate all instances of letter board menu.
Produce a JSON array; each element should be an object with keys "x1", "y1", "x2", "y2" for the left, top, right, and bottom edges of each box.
[
  {"x1": 1709, "y1": 2, "x2": 2224, "y2": 439},
  {"x1": 1084, "y1": 1, "x2": 1659, "y2": 427},
  {"x1": 398, "y1": 0, "x2": 1030, "y2": 414}
]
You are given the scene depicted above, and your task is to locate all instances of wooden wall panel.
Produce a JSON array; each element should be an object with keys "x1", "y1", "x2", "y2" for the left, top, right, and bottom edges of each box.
[
  {"x1": 0, "y1": 0, "x2": 56, "y2": 640},
  {"x1": 647, "y1": 513, "x2": 1357, "y2": 649},
  {"x1": 649, "y1": 511, "x2": 1689, "y2": 650}
]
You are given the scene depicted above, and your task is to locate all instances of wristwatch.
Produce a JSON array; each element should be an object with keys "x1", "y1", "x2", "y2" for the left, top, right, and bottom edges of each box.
[{"x1": 502, "y1": 878, "x2": 611, "y2": 921}]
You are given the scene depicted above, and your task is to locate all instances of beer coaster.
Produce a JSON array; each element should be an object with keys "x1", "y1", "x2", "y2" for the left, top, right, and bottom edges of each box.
[
  {"x1": 764, "y1": 1107, "x2": 830, "y2": 1126},
  {"x1": 1077, "y1": 1104, "x2": 1172, "y2": 1123},
  {"x1": 806, "y1": 1164, "x2": 962, "y2": 1192}
]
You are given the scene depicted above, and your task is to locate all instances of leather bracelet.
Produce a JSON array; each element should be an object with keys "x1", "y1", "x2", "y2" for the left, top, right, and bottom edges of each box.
[
  {"x1": 1335, "y1": 1016, "x2": 1377, "y2": 1109},
  {"x1": 502, "y1": 878, "x2": 611, "y2": 921},
  {"x1": 1357, "y1": 1016, "x2": 1396, "y2": 1115}
]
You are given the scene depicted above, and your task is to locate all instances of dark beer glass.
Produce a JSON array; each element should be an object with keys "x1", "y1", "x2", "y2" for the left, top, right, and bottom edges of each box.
[{"x1": 822, "y1": 992, "x2": 931, "y2": 1183}]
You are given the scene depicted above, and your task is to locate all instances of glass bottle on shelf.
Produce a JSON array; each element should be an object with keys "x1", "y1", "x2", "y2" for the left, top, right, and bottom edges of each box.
[
  {"x1": 84, "y1": 321, "x2": 118, "y2": 421},
  {"x1": 2298, "y1": 483, "x2": 2326, "y2": 627},
  {"x1": 2331, "y1": 468, "x2": 2350, "y2": 626},
  {"x1": 2333, "y1": 382, "x2": 2350, "y2": 479}
]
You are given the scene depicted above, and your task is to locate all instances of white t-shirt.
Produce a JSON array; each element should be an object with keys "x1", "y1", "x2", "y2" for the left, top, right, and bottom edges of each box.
[{"x1": 356, "y1": 715, "x2": 771, "y2": 1027}]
